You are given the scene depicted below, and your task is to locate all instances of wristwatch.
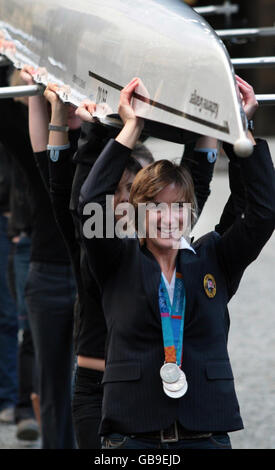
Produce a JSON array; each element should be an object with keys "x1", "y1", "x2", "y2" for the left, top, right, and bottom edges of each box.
[
  {"x1": 247, "y1": 120, "x2": 254, "y2": 132},
  {"x1": 48, "y1": 124, "x2": 69, "y2": 132}
]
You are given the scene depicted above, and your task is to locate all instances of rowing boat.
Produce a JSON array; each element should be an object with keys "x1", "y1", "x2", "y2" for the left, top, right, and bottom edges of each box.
[{"x1": 0, "y1": 0, "x2": 252, "y2": 155}]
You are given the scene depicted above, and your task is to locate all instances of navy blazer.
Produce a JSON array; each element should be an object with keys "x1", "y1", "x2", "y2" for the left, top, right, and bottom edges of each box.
[{"x1": 79, "y1": 138, "x2": 275, "y2": 435}]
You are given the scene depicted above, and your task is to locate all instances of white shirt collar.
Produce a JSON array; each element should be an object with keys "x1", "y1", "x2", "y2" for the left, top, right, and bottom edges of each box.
[{"x1": 179, "y1": 236, "x2": 196, "y2": 254}]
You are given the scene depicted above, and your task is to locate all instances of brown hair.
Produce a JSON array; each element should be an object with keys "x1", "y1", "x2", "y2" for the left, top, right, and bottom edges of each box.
[{"x1": 129, "y1": 159, "x2": 197, "y2": 232}]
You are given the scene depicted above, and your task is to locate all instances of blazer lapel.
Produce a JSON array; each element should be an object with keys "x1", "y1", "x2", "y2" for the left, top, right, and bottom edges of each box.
[
  {"x1": 140, "y1": 246, "x2": 161, "y2": 321},
  {"x1": 178, "y1": 249, "x2": 198, "y2": 327},
  {"x1": 139, "y1": 245, "x2": 198, "y2": 325}
]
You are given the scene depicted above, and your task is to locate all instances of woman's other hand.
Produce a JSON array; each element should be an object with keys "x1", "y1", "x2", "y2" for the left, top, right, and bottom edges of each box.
[
  {"x1": 115, "y1": 78, "x2": 144, "y2": 149},
  {"x1": 75, "y1": 99, "x2": 97, "y2": 123},
  {"x1": 118, "y1": 78, "x2": 143, "y2": 125},
  {"x1": 235, "y1": 75, "x2": 259, "y2": 120}
]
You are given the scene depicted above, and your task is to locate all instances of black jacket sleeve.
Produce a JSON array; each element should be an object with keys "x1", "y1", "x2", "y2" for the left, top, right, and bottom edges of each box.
[
  {"x1": 47, "y1": 122, "x2": 116, "y2": 274},
  {"x1": 181, "y1": 144, "x2": 215, "y2": 217},
  {"x1": 78, "y1": 138, "x2": 132, "y2": 283},
  {"x1": 217, "y1": 139, "x2": 275, "y2": 297},
  {"x1": 215, "y1": 149, "x2": 246, "y2": 236},
  {"x1": 70, "y1": 121, "x2": 116, "y2": 216},
  {"x1": 45, "y1": 148, "x2": 77, "y2": 260}
]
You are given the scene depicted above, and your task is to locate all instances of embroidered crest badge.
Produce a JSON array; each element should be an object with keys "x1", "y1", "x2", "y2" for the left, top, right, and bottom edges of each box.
[{"x1": 203, "y1": 274, "x2": 216, "y2": 298}]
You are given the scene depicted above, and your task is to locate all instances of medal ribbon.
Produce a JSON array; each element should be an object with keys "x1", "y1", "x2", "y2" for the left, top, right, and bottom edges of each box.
[{"x1": 159, "y1": 270, "x2": 186, "y2": 366}]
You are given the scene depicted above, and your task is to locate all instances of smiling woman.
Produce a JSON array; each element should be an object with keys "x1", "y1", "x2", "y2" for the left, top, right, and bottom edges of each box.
[
  {"x1": 78, "y1": 78, "x2": 275, "y2": 449},
  {"x1": 129, "y1": 159, "x2": 197, "y2": 248}
]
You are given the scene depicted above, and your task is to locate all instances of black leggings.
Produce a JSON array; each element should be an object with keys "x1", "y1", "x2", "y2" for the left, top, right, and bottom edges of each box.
[{"x1": 72, "y1": 366, "x2": 104, "y2": 449}]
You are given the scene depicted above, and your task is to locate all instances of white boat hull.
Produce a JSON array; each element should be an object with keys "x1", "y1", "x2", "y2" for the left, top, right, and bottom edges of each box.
[{"x1": 0, "y1": 0, "x2": 252, "y2": 154}]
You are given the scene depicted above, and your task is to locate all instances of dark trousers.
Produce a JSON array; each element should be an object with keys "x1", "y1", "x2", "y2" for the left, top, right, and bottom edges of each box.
[
  {"x1": 9, "y1": 236, "x2": 36, "y2": 422},
  {"x1": 0, "y1": 214, "x2": 18, "y2": 411},
  {"x1": 15, "y1": 329, "x2": 36, "y2": 422},
  {"x1": 72, "y1": 366, "x2": 103, "y2": 449},
  {"x1": 102, "y1": 432, "x2": 232, "y2": 449},
  {"x1": 12, "y1": 236, "x2": 32, "y2": 330},
  {"x1": 25, "y1": 261, "x2": 76, "y2": 449}
]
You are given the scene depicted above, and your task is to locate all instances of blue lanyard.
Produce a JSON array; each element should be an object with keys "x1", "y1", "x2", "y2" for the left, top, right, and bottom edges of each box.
[{"x1": 159, "y1": 271, "x2": 186, "y2": 366}]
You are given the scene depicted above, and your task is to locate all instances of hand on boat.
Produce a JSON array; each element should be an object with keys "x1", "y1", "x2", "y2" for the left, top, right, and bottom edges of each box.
[
  {"x1": 118, "y1": 77, "x2": 144, "y2": 126},
  {"x1": 20, "y1": 65, "x2": 48, "y2": 87},
  {"x1": 75, "y1": 99, "x2": 97, "y2": 122},
  {"x1": 115, "y1": 78, "x2": 144, "y2": 149},
  {"x1": 44, "y1": 82, "x2": 63, "y2": 105},
  {"x1": 44, "y1": 83, "x2": 70, "y2": 128},
  {"x1": 20, "y1": 64, "x2": 36, "y2": 85},
  {"x1": 0, "y1": 38, "x2": 16, "y2": 55},
  {"x1": 44, "y1": 83, "x2": 72, "y2": 108},
  {"x1": 44, "y1": 83, "x2": 81, "y2": 130},
  {"x1": 235, "y1": 75, "x2": 259, "y2": 120}
]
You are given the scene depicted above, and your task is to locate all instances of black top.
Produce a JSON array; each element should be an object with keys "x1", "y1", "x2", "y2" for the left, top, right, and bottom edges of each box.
[
  {"x1": 78, "y1": 138, "x2": 275, "y2": 435},
  {"x1": 32, "y1": 150, "x2": 72, "y2": 264},
  {"x1": 0, "y1": 96, "x2": 72, "y2": 264}
]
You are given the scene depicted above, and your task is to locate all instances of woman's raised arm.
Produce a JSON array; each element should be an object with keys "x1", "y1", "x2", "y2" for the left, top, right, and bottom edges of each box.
[
  {"x1": 217, "y1": 78, "x2": 275, "y2": 297},
  {"x1": 78, "y1": 78, "x2": 144, "y2": 284}
]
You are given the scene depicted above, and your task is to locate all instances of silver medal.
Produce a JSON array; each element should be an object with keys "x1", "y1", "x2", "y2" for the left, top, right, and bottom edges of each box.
[
  {"x1": 163, "y1": 370, "x2": 187, "y2": 392},
  {"x1": 160, "y1": 363, "x2": 181, "y2": 384},
  {"x1": 163, "y1": 380, "x2": 188, "y2": 399}
]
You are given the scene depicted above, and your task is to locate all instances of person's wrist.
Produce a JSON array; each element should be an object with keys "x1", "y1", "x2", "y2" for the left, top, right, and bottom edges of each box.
[
  {"x1": 51, "y1": 101, "x2": 68, "y2": 113},
  {"x1": 247, "y1": 130, "x2": 256, "y2": 145},
  {"x1": 116, "y1": 117, "x2": 144, "y2": 149},
  {"x1": 246, "y1": 102, "x2": 258, "y2": 121},
  {"x1": 123, "y1": 116, "x2": 144, "y2": 131},
  {"x1": 50, "y1": 108, "x2": 68, "y2": 127}
]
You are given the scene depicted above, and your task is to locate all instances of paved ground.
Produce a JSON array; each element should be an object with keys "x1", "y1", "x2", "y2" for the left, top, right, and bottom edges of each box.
[
  {"x1": 1, "y1": 137, "x2": 274, "y2": 449},
  {"x1": 0, "y1": 424, "x2": 41, "y2": 449}
]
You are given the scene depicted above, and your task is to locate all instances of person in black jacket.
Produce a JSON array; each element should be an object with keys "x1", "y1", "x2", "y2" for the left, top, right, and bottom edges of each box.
[
  {"x1": 32, "y1": 76, "x2": 218, "y2": 448},
  {"x1": 36, "y1": 83, "x2": 146, "y2": 448},
  {"x1": 78, "y1": 78, "x2": 275, "y2": 449},
  {"x1": 15, "y1": 65, "x2": 80, "y2": 449}
]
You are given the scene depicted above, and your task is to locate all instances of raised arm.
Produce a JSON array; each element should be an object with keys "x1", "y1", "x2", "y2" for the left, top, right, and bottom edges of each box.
[
  {"x1": 78, "y1": 78, "x2": 144, "y2": 284},
  {"x1": 69, "y1": 101, "x2": 118, "y2": 231},
  {"x1": 181, "y1": 135, "x2": 217, "y2": 217},
  {"x1": 215, "y1": 75, "x2": 259, "y2": 236},
  {"x1": 42, "y1": 83, "x2": 80, "y2": 258},
  {"x1": 20, "y1": 65, "x2": 49, "y2": 153},
  {"x1": 19, "y1": 66, "x2": 52, "y2": 190},
  {"x1": 216, "y1": 79, "x2": 275, "y2": 297}
]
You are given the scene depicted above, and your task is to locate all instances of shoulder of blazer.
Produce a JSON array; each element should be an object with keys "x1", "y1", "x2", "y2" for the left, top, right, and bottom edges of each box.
[{"x1": 192, "y1": 230, "x2": 220, "y2": 252}]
